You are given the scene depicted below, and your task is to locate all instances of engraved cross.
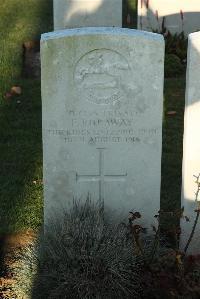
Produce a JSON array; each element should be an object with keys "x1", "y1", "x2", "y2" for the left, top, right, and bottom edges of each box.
[{"x1": 76, "y1": 148, "x2": 127, "y2": 202}]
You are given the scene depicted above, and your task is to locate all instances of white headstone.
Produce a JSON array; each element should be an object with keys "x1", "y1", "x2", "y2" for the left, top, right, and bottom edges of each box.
[
  {"x1": 41, "y1": 27, "x2": 164, "y2": 227},
  {"x1": 181, "y1": 32, "x2": 200, "y2": 254},
  {"x1": 138, "y1": 0, "x2": 200, "y2": 35},
  {"x1": 54, "y1": 0, "x2": 122, "y2": 30}
]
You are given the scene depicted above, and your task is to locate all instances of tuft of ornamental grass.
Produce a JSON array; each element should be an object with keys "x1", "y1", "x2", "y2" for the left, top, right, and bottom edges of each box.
[{"x1": 32, "y1": 199, "x2": 142, "y2": 299}]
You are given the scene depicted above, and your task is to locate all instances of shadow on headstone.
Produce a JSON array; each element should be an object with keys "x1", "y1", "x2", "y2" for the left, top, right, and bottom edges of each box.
[
  {"x1": 138, "y1": 4, "x2": 200, "y2": 36},
  {"x1": 54, "y1": 0, "x2": 123, "y2": 30},
  {"x1": 181, "y1": 34, "x2": 200, "y2": 254}
]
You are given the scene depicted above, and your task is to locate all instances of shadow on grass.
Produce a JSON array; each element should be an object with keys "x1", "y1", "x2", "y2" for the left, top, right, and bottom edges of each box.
[
  {"x1": 0, "y1": 0, "x2": 53, "y2": 282},
  {"x1": 0, "y1": 79, "x2": 43, "y2": 233},
  {"x1": 161, "y1": 77, "x2": 185, "y2": 210},
  {"x1": 0, "y1": 0, "x2": 53, "y2": 98},
  {"x1": 160, "y1": 77, "x2": 185, "y2": 243}
]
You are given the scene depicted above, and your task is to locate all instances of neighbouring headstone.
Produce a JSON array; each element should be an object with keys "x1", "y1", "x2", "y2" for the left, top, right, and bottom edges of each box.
[
  {"x1": 138, "y1": 0, "x2": 200, "y2": 35},
  {"x1": 54, "y1": 0, "x2": 122, "y2": 30},
  {"x1": 41, "y1": 27, "x2": 164, "y2": 228},
  {"x1": 181, "y1": 32, "x2": 200, "y2": 254}
]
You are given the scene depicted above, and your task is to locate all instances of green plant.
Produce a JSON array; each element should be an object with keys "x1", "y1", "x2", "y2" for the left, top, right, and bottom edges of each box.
[
  {"x1": 164, "y1": 31, "x2": 187, "y2": 78},
  {"x1": 141, "y1": 251, "x2": 200, "y2": 299},
  {"x1": 165, "y1": 54, "x2": 185, "y2": 78},
  {"x1": 15, "y1": 179, "x2": 200, "y2": 299},
  {"x1": 165, "y1": 31, "x2": 187, "y2": 63},
  {"x1": 153, "y1": 17, "x2": 187, "y2": 78},
  {"x1": 140, "y1": 174, "x2": 200, "y2": 298},
  {"x1": 32, "y1": 199, "x2": 142, "y2": 299}
]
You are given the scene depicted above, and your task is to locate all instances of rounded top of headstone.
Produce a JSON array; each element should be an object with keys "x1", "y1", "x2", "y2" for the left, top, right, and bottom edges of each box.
[{"x1": 41, "y1": 27, "x2": 164, "y2": 43}]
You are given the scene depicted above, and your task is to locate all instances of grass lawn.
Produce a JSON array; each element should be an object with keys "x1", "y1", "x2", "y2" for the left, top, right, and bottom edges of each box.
[
  {"x1": 161, "y1": 78, "x2": 185, "y2": 212},
  {"x1": 0, "y1": 0, "x2": 185, "y2": 234},
  {"x1": 0, "y1": 0, "x2": 53, "y2": 233}
]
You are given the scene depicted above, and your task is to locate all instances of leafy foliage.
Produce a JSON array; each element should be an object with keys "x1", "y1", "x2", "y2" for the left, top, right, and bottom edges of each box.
[
  {"x1": 10, "y1": 195, "x2": 200, "y2": 299},
  {"x1": 164, "y1": 31, "x2": 187, "y2": 62},
  {"x1": 153, "y1": 17, "x2": 188, "y2": 78},
  {"x1": 165, "y1": 54, "x2": 185, "y2": 78},
  {"x1": 142, "y1": 252, "x2": 200, "y2": 299}
]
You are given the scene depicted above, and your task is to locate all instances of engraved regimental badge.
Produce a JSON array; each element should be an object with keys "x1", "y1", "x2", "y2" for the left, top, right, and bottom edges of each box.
[{"x1": 74, "y1": 49, "x2": 130, "y2": 105}]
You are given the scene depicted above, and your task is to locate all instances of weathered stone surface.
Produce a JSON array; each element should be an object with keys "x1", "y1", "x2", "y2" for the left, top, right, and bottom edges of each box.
[
  {"x1": 181, "y1": 32, "x2": 200, "y2": 253},
  {"x1": 138, "y1": 0, "x2": 200, "y2": 35},
  {"x1": 53, "y1": 0, "x2": 122, "y2": 30},
  {"x1": 41, "y1": 27, "x2": 164, "y2": 227}
]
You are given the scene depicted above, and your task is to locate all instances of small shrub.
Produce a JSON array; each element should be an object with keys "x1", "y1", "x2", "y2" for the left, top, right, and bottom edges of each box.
[
  {"x1": 141, "y1": 251, "x2": 200, "y2": 299},
  {"x1": 153, "y1": 17, "x2": 188, "y2": 78},
  {"x1": 32, "y1": 199, "x2": 142, "y2": 299},
  {"x1": 16, "y1": 177, "x2": 200, "y2": 298},
  {"x1": 165, "y1": 31, "x2": 187, "y2": 63},
  {"x1": 13, "y1": 200, "x2": 200, "y2": 299},
  {"x1": 165, "y1": 54, "x2": 185, "y2": 78}
]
